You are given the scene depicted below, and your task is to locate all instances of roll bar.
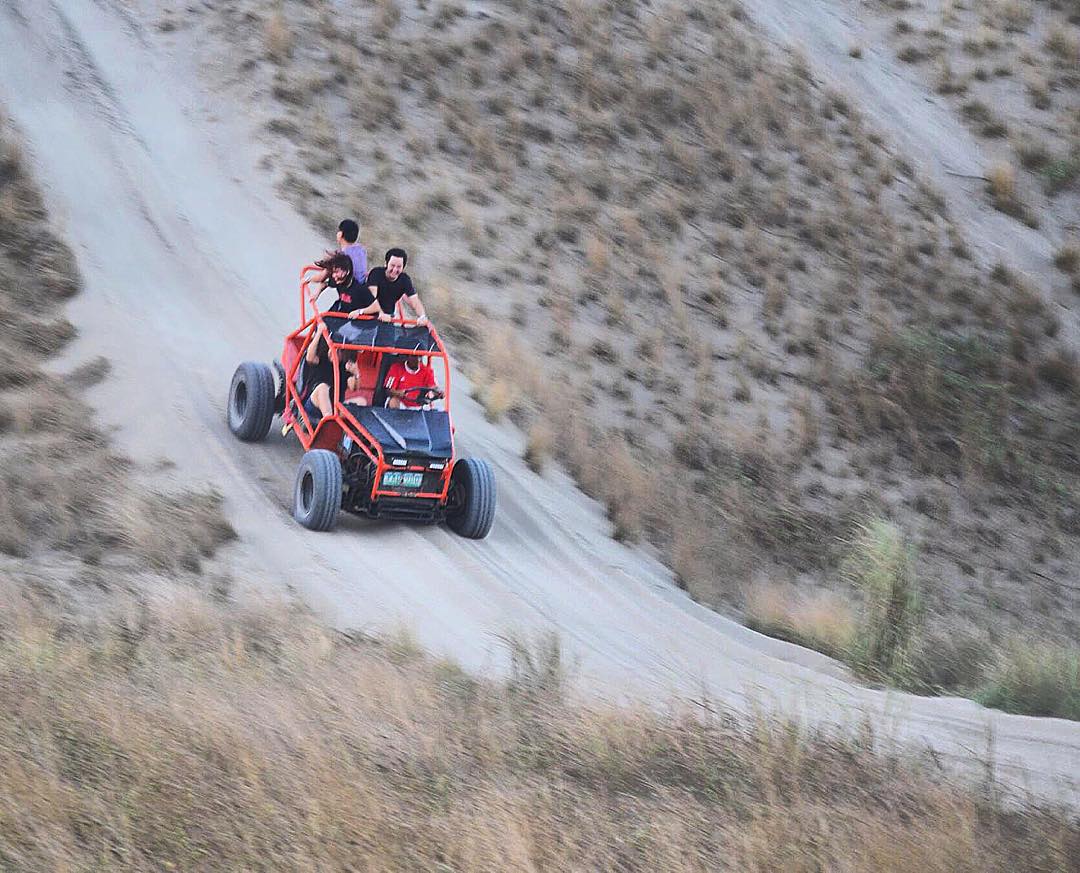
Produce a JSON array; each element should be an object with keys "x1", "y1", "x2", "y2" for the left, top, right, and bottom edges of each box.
[{"x1": 293, "y1": 264, "x2": 454, "y2": 425}]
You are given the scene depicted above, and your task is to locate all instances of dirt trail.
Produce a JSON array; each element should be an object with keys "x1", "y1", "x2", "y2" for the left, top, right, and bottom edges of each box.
[{"x1": 1, "y1": 0, "x2": 1078, "y2": 804}]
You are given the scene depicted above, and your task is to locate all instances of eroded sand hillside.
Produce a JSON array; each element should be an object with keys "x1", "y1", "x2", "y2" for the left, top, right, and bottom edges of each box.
[{"x1": 149, "y1": 0, "x2": 1080, "y2": 697}]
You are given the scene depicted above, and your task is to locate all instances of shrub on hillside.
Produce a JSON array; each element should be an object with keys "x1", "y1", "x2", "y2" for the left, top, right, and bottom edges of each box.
[
  {"x1": 908, "y1": 621, "x2": 992, "y2": 693},
  {"x1": 843, "y1": 519, "x2": 920, "y2": 684},
  {"x1": 853, "y1": 328, "x2": 1044, "y2": 483},
  {"x1": 978, "y1": 641, "x2": 1080, "y2": 721}
]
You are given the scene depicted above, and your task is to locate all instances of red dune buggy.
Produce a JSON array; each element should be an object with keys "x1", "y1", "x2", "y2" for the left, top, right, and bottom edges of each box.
[{"x1": 226, "y1": 266, "x2": 496, "y2": 538}]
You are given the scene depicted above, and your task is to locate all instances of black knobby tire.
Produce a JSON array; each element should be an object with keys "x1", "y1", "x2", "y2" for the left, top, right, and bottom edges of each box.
[
  {"x1": 293, "y1": 449, "x2": 342, "y2": 531},
  {"x1": 228, "y1": 362, "x2": 276, "y2": 442},
  {"x1": 446, "y1": 457, "x2": 497, "y2": 539}
]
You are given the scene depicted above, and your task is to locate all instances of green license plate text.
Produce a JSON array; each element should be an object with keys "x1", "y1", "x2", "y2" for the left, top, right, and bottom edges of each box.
[{"x1": 382, "y1": 471, "x2": 424, "y2": 489}]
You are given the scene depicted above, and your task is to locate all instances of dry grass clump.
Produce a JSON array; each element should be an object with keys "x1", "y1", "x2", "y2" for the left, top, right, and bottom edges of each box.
[
  {"x1": 1037, "y1": 348, "x2": 1080, "y2": 393},
  {"x1": 746, "y1": 517, "x2": 973, "y2": 693},
  {"x1": 1042, "y1": 151, "x2": 1080, "y2": 195},
  {"x1": 264, "y1": 9, "x2": 292, "y2": 64},
  {"x1": 522, "y1": 420, "x2": 554, "y2": 473},
  {"x1": 985, "y1": 160, "x2": 1038, "y2": 224},
  {"x1": 0, "y1": 136, "x2": 38, "y2": 225},
  {"x1": 425, "y1": 281, "x2": 476, "y2": 343},
  {"x1": 372, "y1": 0, "x2": 402, "y2": 39},
  {"x1": 2, "y1": 575, "x2": 1078, "y2": 871},
  {"x1": 1044, "y1": 23, "x2": 1080, "y2": 61},
  {"x1": 555, "y1": 414, "x2": 657, "y2": 542},
  {"x1": 908, "y1": 620, "x2": 994, "y2": 692},
  {"x1": 468, "y1": 325, "x2": 532, "y2": 422},
  {"x1": 745, "y1": 583, "x2": 856, "y2": 658},
  {"x1": 1054, "y1": 243, "x2": 1080, "y2": 274},
  {"x1": 0, "y1": 142, "x2": 78, "y2": 301},
  {"x1": 596, "y1": 434, "x2": 653, "y2": 542},
  {"x1": 898, "y1": 43, "x2": 931, "y2": 63},
  {"x1": 473, "y1": 376, "x2": 519, "y2": 422},
  {"x1": 996, "y1": 0, "x2": 1035, "y2": 32},
  {"x1": 978, "y1": 639, "x2": 1080, "y2": 720},
  {"x1": 962, "y1": 100, "x2": 1009, "y2": 137},
  {"x1": 988, "y1": 159, "x2": 1015, "y2": 202}
]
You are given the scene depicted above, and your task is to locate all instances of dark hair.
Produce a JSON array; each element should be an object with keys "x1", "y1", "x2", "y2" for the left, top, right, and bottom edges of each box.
[
  {"x1": 385, "y1": 247, "x2": 408, "y2": 267},
  {"x1": 338, "y1": 219, "x2": 359, "y2": 244},
  {"x1": 316, "y1": 251, "x2": 354, "y2": 285}
]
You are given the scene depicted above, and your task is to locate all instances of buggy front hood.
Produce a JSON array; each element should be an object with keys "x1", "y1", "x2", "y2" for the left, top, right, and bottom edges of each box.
[{"x1": 347, "y1": 406, "x2": 453, "y2": 459}]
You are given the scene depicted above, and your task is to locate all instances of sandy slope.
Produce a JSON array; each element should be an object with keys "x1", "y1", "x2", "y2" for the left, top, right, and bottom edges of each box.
[
  {"x1": 1, "y1": 0, "x2": 1077, "y2": 804},
  {"x1": 748, "y1": 0, "x2": 1076, "y2": 343}
]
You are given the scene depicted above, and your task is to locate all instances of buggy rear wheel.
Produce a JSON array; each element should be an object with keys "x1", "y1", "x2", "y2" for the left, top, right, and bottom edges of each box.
[
  {"x1": 293, "y1": 449, "x2": 342, "y2": 531},
  {"x1": 227, "y1": 361, "x2": 276, "y2": 442},
  {"x1": 446, "y1": 457, "x2": 496, "y2": 539}
]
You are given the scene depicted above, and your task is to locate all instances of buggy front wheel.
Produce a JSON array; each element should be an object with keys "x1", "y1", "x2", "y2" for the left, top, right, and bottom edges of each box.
[
  {"x1": 446, "y1": 457, "x2": 496, "y2": 539},
  {"x1": 293, "y1": 450, "x2": 342, "y2": 531}
]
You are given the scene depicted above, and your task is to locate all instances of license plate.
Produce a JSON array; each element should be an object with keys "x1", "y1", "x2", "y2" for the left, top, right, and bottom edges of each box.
[{"x1": 382, "y1": 471, "x2": 424, "y2": 489}]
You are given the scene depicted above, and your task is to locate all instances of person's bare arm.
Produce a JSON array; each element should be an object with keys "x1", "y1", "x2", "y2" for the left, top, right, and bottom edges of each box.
[
  {"x1": 402, "y1": 292, "x2": 427, "y2": 324},
  {"x1": 349, "y1": 294, "x2": 382, "y2": 319},
  {"x1": 302, "y1": 265, "x2": 331, "y2": 299}
]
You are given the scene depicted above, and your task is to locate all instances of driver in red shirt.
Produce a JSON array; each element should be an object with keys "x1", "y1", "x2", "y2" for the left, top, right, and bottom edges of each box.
[{"x1": 384, "y1": 356, "x2": 443, "y2": 410}]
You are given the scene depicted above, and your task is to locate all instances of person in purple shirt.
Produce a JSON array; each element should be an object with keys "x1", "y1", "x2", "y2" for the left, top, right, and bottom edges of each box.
[
  {"x1": 335, "y1": 218, "x2": 367, "y2": 282},
  {"x1": 309, "y1": 218, "x2": 367, "y2": 303}
]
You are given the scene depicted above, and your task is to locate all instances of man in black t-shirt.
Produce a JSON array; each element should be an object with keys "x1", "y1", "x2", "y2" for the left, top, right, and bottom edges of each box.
[{"x1": 351, "y1": 247, "x2": 428, "y2": 324}]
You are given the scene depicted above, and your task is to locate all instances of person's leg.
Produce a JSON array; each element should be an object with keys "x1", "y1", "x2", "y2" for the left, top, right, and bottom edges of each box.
[
  {"x1": 311, "y1": 383, "x2": 334, "y2": 417},
  {"x1": 304, "y1": 384, "x2": 332, "y2": 421}
]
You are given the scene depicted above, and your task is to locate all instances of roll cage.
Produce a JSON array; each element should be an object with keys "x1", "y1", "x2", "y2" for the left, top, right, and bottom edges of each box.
[{"x1": 280, "y1": 265, "x2": 456, "y2": 507}]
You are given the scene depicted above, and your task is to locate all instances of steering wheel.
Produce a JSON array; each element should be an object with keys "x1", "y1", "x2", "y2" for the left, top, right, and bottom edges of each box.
[{"x1": 398, "y1": 385, "x2": 443, "y2": 404}]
